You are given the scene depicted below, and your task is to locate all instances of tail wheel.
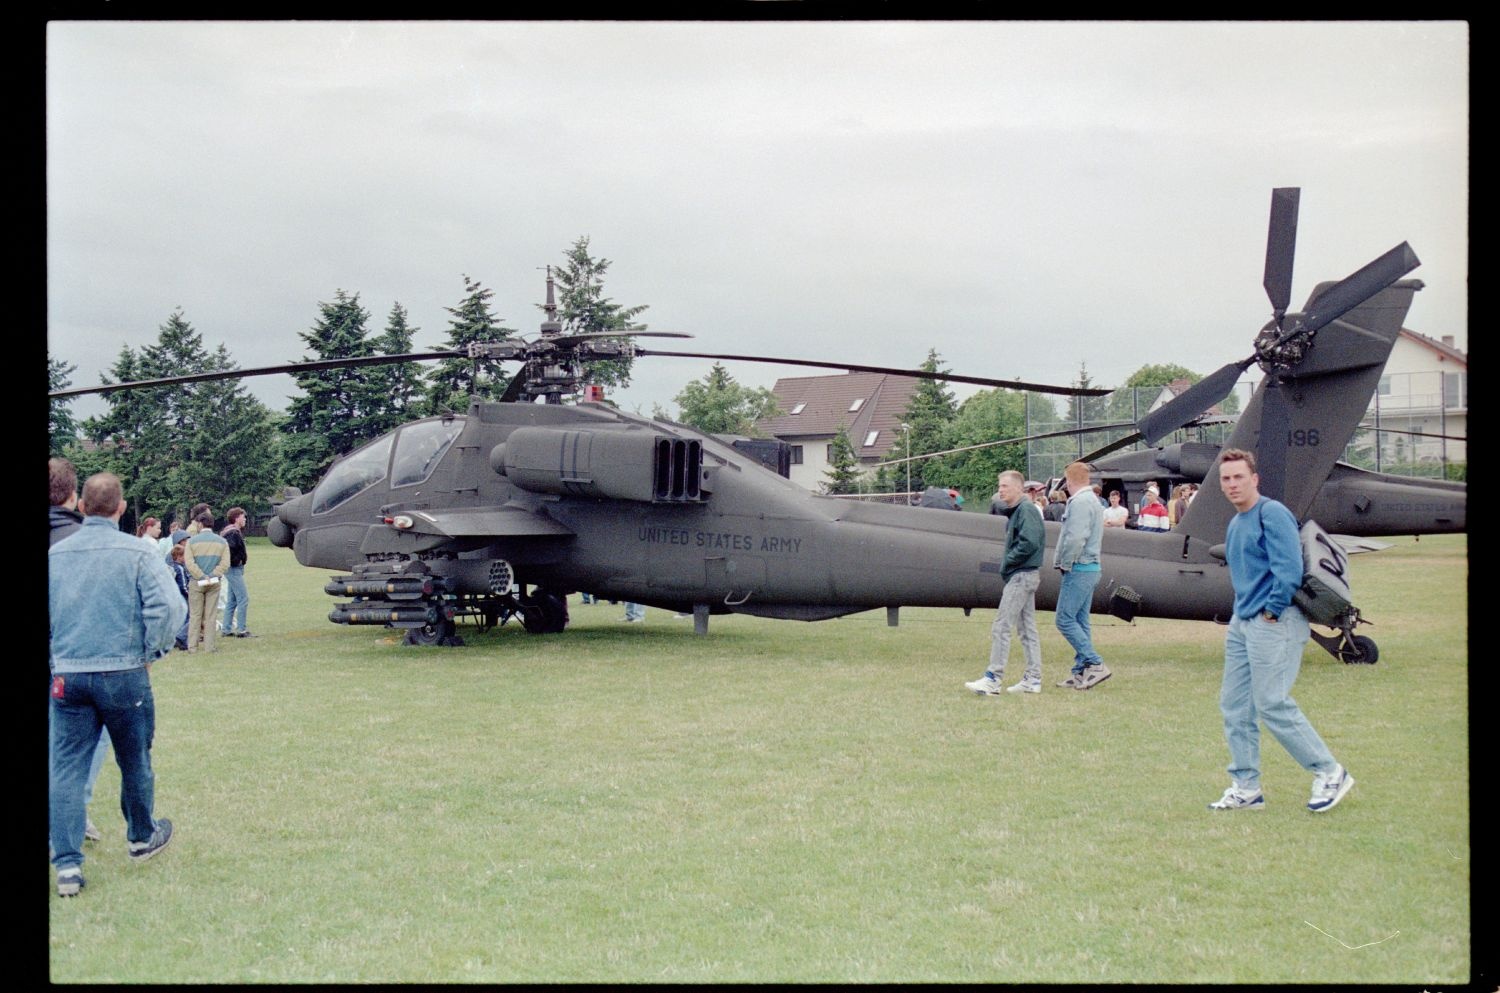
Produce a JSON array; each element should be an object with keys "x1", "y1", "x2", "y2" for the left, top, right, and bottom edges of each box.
[
  {"x1": 403, "y1": 618, "x2": 460, "y2": 647},
  {"x1": 1338, "y1": 634, "x2": 1379, "y2": 665}
]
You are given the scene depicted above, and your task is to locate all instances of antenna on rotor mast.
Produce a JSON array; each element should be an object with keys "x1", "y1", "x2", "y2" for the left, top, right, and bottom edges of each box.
[{"x1": 539, "y1": 265, "x2": 562, "y2": 337}]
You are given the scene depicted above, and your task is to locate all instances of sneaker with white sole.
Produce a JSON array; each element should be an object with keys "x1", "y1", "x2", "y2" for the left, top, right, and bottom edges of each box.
[
  {"x1": 965, "y1": 672, "x2": 1004, "y2": 696},
  {"x1": 1208, "y1": 785, "x2": 1265, "y2": 810},
  {"x1": 127, "y1": 818, "x2": 174, "y2": 862},
  {"x1": 57, "y1": 867, "x2": 85, "y2": 897},
  {"x1": 1005, "y1": 679, "x2": 1041, "y2": 694},
  {"x1": 1057, "y1": 673, "x2": 1082, "y2": 688},
  {"x1": 1307, "y1": 764, "x2": 1354, "y2": 813},
  {"x1": 1075, "y1": 663, "x2": 1112, "y2": 690}
]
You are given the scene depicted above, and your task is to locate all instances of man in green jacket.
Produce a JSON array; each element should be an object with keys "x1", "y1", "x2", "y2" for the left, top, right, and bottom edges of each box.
[
  {"x1": 966, "y1": 469, "x2": 1046, "y2": 696},
  {"x1": 184, "y1": 511, "x2": 229, "y2": 653}
]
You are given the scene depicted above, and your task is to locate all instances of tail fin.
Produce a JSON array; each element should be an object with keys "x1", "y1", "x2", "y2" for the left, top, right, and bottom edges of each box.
[{"x1": 1178, "y1": 279, "x2": 1423, "y2": 545}]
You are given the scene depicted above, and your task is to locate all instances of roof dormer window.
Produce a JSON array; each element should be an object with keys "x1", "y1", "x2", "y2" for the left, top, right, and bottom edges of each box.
[
  {"x1": 863, "y1": 430, "x2": 879, "y2": 447},
  {"x1": 790, "y1": 402, "x2": 806, "y2": 415},
  {"x1": 848, "y1": 397, "x2": 865, "y2": 413}
]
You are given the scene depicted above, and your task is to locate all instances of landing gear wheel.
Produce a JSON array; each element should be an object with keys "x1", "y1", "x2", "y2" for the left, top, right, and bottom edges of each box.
[
  {"x1": 403, "y1": 619, "x2": 462, "y2": 647},
  {"x1": 520, "y1": 589, "x2": 569, "y2": 634},
  {"x1": 1338, "y1": 634, "x2": 1378, "y2": 665}
]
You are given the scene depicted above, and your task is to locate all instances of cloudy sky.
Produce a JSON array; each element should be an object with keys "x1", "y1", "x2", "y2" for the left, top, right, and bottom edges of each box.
[{"x1": 47, "y1": 20, "x2": 1468, "y2": 424}]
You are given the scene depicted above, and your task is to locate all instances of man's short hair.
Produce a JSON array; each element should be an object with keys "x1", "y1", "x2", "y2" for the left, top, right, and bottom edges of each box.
[
  {"x1": 80, "y1": 472, "x2": 123, "y2": 517},
  {"x1": 49, "y1": 457, "x2": 78, "y2": 507},
  {"x1": 1063, "y1": 461, "x2": 1092, "y2": 485},
  {"x1": 190, "y1": 502, "x2": 211, "y2": 521},
  {"x1": 226, "y1": 506, "x2": 246, "y2": 524},
  {"x1": 1218, "y1": 447, "x2": 1257, "y2": 473},
  {"x1": 998, "y1": 469, "x2": 1024, "y2": 487},
  {"x1": 195, "y1": 511, "x2": 215, "y2": 529}
]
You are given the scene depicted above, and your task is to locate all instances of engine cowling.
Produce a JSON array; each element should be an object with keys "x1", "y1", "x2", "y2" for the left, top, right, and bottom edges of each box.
[{"x1": 491, "y1": 427, "x2": 708, "y2": 503}]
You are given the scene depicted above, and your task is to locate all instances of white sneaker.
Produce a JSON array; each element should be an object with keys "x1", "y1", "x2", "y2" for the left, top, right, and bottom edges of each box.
[
  {"x1": 1208, "y1": 785, "x2": 1265, "y2": 811},
  {"x1": 964, "y1": 673, "x2": 1004, "y2": 696},
  {"x1": 1308, "y1": 764, "x2": 1354, "y2": 812},
  {"x1": 1005, "y1": 679, "x2": 1041, "y2": 694}
]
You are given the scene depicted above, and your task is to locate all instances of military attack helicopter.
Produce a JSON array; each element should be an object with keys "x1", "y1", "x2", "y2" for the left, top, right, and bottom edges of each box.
[{"x1": 52, "y1": 188, "x2": 1424, "y2": 664}]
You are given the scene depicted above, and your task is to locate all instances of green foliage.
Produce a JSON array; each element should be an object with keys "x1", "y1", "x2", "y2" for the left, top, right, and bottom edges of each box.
[
  {"x1": 424, "y1": 276, "x2": 515, "y2": 415},
  {"x1": 282, "y1": 291, "x2": 387, "y2": 489},
  {"x1": 821, "y1": 423, "x2": 862, "y2": 494},
  {"x1": 49, "y1": 356, "x2": 79, "y2": 455},
  {"x1": 922, "y1": 388, "x2": 1027, "y2": 502},
  {"x1": 76, "y1": 311, "x2": 279, "y2": 526},
  {"x1": 49, "y1": 535, "x2": 1470, "y2": 983},
  {"x1": 551, "y1": 237, "x2": 649, "y2": 393},
  {"x1": 671, "y1": 363, "x2": 781, "y2": 435},
  {"x1": 1123, "y1": 363, "x2": 1200, "y2": 389}
]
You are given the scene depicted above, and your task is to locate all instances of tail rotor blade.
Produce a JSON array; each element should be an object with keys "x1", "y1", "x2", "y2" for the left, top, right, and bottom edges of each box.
[
  {"x1": 1256, "y1": 379, "x2": 1291, "y2": 502},
  {"x1": 1263, "y1": 187, "x2": 1300, "y2": 319},
  {"x1": 1137, "y1": 358, "x2": 1254, "y2": 445}
]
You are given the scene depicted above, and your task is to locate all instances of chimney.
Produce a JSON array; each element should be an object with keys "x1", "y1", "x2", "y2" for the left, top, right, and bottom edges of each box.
[{"x1": 1441, "y1": 335, "x2": 1455, "y2": 348}]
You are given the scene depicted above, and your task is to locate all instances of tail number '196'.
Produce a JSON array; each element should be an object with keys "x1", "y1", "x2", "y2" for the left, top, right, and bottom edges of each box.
[{"x1": 1288, "y1": 429, "x2": 1320, "y2": 447}]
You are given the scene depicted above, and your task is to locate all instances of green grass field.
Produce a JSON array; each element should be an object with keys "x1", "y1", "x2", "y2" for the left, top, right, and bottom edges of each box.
[{"x1": 49, "y1": 535, "x2": 1469, "y2": 983}]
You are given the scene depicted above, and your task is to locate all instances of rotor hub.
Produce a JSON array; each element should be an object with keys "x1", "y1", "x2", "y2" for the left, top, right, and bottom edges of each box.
[{"x1": 1254, "y1": 318, "x2": 1313, "y2": 376}]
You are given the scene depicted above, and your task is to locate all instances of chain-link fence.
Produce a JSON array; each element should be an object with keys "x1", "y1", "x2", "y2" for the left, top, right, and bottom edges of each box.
[{"x1": 1024, "y1": 372, "x2": 1466, "y2": 484}]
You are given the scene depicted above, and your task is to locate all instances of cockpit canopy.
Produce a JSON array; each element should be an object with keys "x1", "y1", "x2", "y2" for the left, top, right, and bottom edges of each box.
[{"x1": 311, "y1": 417, "x2": 466, "y2": 515}]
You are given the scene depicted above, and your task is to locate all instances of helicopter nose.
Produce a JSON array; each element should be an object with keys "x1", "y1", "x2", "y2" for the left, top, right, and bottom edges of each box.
[{"x1": 268, "y1": 492, "x2": 313, "y2": 548}]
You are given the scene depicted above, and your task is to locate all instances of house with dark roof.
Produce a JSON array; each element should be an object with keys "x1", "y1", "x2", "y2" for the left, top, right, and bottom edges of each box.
[{"x1": 753, "y1": 372, "x2": 921, "y2": 491}]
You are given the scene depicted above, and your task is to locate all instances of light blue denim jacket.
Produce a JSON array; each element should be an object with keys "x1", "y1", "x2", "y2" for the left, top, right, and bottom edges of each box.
[
  {"x1": 49, "y1": 516, "x2": 188, "y2": 673},
  {"x1": 1052, "y1": 487, "x2": 1104, "y2": 571}
]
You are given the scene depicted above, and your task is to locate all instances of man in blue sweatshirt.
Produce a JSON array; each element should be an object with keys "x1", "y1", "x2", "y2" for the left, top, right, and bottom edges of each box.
[{"x1": 1211, "y1": 448, "x2": 1353, "y2": 813}]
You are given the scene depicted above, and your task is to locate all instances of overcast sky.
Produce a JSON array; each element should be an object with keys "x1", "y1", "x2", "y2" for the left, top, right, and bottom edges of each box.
[{"x1": 47, "y1": 20, "x2": 1469, "y2": 424}]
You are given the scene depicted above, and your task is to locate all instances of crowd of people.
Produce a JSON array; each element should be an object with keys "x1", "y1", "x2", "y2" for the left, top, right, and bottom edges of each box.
[{"x1": 47, "y1": 456, "x2": 260, "y2": 898}]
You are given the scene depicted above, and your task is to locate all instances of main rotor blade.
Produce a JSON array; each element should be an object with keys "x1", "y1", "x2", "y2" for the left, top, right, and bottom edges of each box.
[
  {"x1": 546, "y1": 330, "x2": 695, "y2": 346},
  {"x1": 48, "y1": 350, "x2": 462, "y2": 399},
  {"x1": 633, "y1": 349, "x2": 1112, "y2": 397},
  {"x1": 1136, "y1": 358, "x2": 1256, "y2": 446},
  {"x1": 1263, "y1": 187, "x2": 1300, "y2": 319},
  {"x1": 1079, "y1": 432, "x2": 1145, "y2": 464},
  {"x1": 1296, "y1": 241, "x2": 1421, "y2": 338}
]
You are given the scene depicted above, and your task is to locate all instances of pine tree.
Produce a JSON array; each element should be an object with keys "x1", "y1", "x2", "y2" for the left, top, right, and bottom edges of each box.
[
  {"x1": 173, "y1": 344, "x2": 281, "y2": 519},
  {"x1": 424, "y1": 275, "x2": 514, "y2": 414},
  {"x1": 551, "y1": 237, "x2": 648, "y2": 392},
  {"x1": 366, "y1": 301, "x2": 424, "y2": 436},
  {"x1": 822, "y1": 424, "x2": 863, "y2": 495},
  {"x1": 893, "y1": 349, "x2": 959, "y2": 491},
  {"x1": 282, "y1": 290, "x2": 383, "y2": 489},
  {"x1": 49, "y1": 357, "x2": 78, "y2": 456}
]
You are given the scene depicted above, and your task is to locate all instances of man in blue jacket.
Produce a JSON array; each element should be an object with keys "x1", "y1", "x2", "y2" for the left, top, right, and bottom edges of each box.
[
  {"x1": 1210, "y1": 448, "x2": 1353, "y2": 813},
  {"x1": 965, "y1": 470, "x2": 1045, "y2": 695},
  {"x1": 49, "y1": 472, "x2": 185, "y2": 896}
]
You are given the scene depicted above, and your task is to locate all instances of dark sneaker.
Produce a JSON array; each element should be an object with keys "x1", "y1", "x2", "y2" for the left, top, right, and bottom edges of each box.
[
  {"x1": 237, "y1": 631, "x2": 257, "y2": 638},
  {"x1": 84, "y1": 820, "x2": 101, "y2": 842},
  {"x1": 1308, "y1": 765, "x2": 1355, "y2": 813},
  {"x1": 57, "y1": 867, "x2": 85, "y2": 897},
  {"x1": 1076, "y1": 663, "x2": 1112, "y2": 690},
  {"x1": 127, "y1": 818, "x2": 174, "y2": 862}
]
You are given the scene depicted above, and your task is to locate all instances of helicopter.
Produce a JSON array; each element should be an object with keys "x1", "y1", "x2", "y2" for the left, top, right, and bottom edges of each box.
[{"x1": 51, "y1": 188, "x2": 1425, "y2": 664}]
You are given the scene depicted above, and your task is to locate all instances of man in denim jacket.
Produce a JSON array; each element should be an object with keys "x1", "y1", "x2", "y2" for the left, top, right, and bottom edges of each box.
[{"x1": 49, "y1": 472, "x2": 186, "y2": 896}]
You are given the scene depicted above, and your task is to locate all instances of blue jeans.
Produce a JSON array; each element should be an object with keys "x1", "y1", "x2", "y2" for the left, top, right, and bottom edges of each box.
[
  {"x1": 1055, "y1": 569, "x2": 1103, "y2": 673},
  {"x1": 1220, "y1": 606, "x2": 1336, "y2": 789},
  {"x1": 625, "y1": 602, "x2": 645, "y2": 621},
  {"x1": 83, "y1": 726, "x2": 111, "y2": 809},
  {"x1": 50, "y1": 668, "x2": 160, "y2": 870},
  {"x1": 222, "y1": 565, "x2": 249, "y2": 634}
]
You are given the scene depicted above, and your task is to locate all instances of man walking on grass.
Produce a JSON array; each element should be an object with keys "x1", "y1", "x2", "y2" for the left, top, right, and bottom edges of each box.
[
  {"x1": 965, "y1": 469, "x2": 1045, "y2": 696},
  {"x1": 49, "y1": 472, "x2": 184, "y2": 897},
  {"x1": 1209, "y1": 447, "x2": 1354, "y2": 813}
]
